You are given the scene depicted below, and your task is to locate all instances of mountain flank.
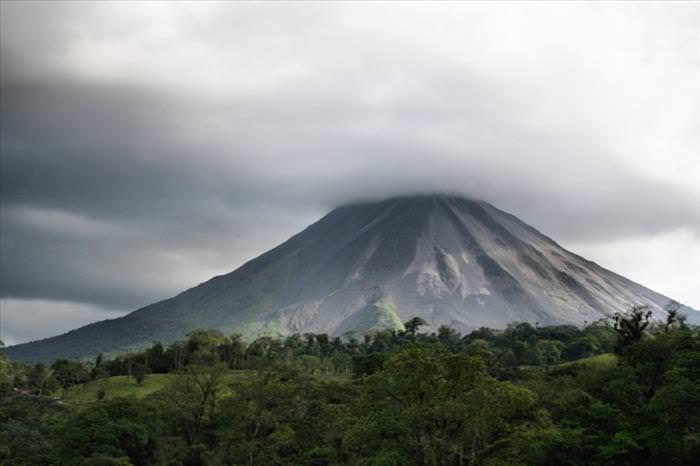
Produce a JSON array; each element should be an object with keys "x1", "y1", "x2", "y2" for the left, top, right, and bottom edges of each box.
[{"x1": 5, "y1": 194, "x2": 697, "y2": 361}]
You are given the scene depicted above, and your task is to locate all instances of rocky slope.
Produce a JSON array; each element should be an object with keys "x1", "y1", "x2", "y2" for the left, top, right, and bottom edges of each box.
[{"x1": 5, "y1": 194, "x2": 697, "y2": 361}]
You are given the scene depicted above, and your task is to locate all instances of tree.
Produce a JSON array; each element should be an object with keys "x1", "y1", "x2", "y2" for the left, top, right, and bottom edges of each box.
[
  {"x1": 157, "y1": 363, "x2": 228, "y2": 447},
  {"x1": 613, "y1": 305, "x2": 652, "y2": 353},
  {"x1": 663, "y1": 300, "x2": 685, "y2": 332},
  {"x1": 91, "y1": 354, "x2": 110, "y2": 380},
  {"x1": 352, "y1": 352, "x2": 386, "y2": 378},
  {"x1": 187, "y1": 329, "x2": 227, "y2": 366},
  {"x1": 132, "y1": 363, "x2": 147, "y2": 385},
  {"x1": 170, "y1": 342, "x2": 187, "y2": 371},
  {"x1": 211, "y1": 369, "x2": 310, "y2": 465},
  {"x1": 510, "y1": 322, "x2": 538, "y2": 344},
  {"x1": 145, "y1": 342, "x2": 171, "y2": 373},
  {"x1": 464, "y1": 327, "x2": 495, "y2": 343},
  {"x1": 347, "y1": 347, "x2": 538, "y2": 465},
  {"x1": 537, "y1": 340, "x2": 563, "y2": 366},
  {"x1": 50, "y1": 360, "x2": 89, "y2": 390},
  {"x1": 464, "y1": 339, "x2": 494, "y2": 365},
  {"x1": 57, "y1": 397, "x2": 161, "y2": 465},
  {"x1": 28, "y1": 363, "x2": 54, "y2": 395},
  {"x1": 8, "y1": 320, "x2": 699, "y2": 466},
  {"x1": 403, "y1": 317, "x2": 428, "y2": 337},
  {"x1": 563, "y1": 338, "x2": 595, "y2": 361},
  {"x1": 330, "y1": 351, "x2": 353, "y2": 374},
  {"x1": 437, "y1": 325, "x2": 462, "y2": 351},
  {"x1": 220, "y1": 333, "x2": 246, "y2": 369},
  {"x1": 0, "y1": 353, "x2": 13, "y2": 397},
  {"x1": 0, "y1": 395, "x2": 66, "y2": 465}
]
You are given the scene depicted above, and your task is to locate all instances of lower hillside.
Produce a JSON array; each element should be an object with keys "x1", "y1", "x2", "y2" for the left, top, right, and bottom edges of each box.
[{"x1": 1, "y1": 306, "x2": 698, "y2": 466}]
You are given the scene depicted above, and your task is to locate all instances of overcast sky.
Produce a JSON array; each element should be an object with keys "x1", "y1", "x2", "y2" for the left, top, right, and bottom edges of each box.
[{"x1": 1, "y1": 2, "x2": 699, "y2": 345}]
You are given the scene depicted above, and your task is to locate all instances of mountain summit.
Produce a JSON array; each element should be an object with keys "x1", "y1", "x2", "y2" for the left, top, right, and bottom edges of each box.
[{"x1": 5, "y1": 194, "x2": 696, "y2": 361}]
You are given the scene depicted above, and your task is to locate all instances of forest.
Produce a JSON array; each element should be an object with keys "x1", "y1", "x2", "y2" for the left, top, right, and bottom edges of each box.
[{"x1": 1, "y1": 304, "x2": 698, "y2": 466}]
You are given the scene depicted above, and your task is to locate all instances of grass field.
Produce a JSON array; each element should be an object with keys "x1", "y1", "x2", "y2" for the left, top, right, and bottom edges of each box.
[
  {"x1": 63, "y1": 369, "x2": 265, "y2": 405},
  {"x1": 560, "y1": 353, "x2": 618, "y2": 368},
  {"x1": 63, "y1": 374, "x2": 176, "y2": 404}
]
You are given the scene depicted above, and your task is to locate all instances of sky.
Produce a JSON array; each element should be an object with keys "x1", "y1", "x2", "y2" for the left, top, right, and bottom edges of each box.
[{"x1": 1, "y1": 2, "x2": 699, "y2": 346}]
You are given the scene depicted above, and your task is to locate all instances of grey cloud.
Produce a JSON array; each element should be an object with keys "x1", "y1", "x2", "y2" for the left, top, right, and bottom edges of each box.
[
  {"x1": 3, "y1": 68, "x2": 697, "y2": 230},
  {"x1": 1, "y1": 2, "x2": 699, "y2": 334}
]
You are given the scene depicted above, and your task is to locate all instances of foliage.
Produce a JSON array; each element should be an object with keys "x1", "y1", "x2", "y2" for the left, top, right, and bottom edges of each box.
[{"x1": 1, "y1": 308, "x2": 699, "y2": 465}]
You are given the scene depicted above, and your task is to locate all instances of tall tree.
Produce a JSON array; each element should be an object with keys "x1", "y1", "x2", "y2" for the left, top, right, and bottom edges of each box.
[
  {"x1": 403, "y1": 317, "x2": 428, "y2": 337},
  {"x1": 613, "y1": 305, "x2": 652, "y2": 353}
]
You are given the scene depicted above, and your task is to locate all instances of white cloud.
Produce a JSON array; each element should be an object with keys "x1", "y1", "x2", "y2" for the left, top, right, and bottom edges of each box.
[{"x1": 0, "y1": 299, "x2": 126, "y2": 346}]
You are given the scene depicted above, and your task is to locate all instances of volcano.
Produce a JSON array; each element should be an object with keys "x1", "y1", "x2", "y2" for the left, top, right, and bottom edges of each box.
[{"x1": 5, "y1": 194, "x2": 697, "y2": 361}]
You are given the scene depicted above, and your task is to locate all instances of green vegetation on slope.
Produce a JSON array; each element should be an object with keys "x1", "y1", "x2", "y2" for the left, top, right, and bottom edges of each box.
[
  {"x1": 63, "y1": 371, "x2": 259, "y2": 405},
  {"x1": 63, "y1": 374, "x2": 176, "y2": 404},
  {"x1": 347, "y1": 296, "x2": 405, "y2": 334},
  {"x1": 559, "y1": 352, "x2": 618, "y2": 368},
  {"x1": 1, "y1": 307, "x2": 698, "y2": 466}
]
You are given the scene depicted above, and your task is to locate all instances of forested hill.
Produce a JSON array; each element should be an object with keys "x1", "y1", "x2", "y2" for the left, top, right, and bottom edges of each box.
[{"x1": 1, "y1": 308, "x2": 699, "y2": 465}]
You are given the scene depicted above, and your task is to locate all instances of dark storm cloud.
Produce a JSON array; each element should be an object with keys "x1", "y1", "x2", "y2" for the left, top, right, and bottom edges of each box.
[
  {"x1": 3, "y1": 63, "x2": 697, "y2": 231},
  {"x1": 1, "y1": 2, "x2": 699, "y2": 343}
]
